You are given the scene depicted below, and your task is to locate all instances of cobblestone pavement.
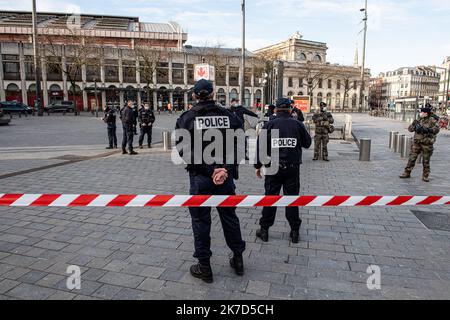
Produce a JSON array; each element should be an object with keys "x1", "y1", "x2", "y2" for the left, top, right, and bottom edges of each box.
[
  {"x1": 0, "y1": 113, "x2": 450, "y2": 300},
  {"x1": 0, "y1": 112, "x2": 179, "y2": 176}
]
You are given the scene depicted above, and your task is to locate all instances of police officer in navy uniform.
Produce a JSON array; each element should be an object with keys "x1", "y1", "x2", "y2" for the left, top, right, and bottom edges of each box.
[
  {"x1": 120, "y1": 100, "x2": 138, "y2": 155},
  {"x1": 138, "y1": 102, "x2": 156, "y2": 149},
  {"x1": 103, "y1": 106, "x2": 117, "y2": 149},
  {"x1": 255, "y1": 98, "x2": 312, "y2": 243},
  {"x1": 175, "y1": 79, "x2": 246, "y2": 283}
]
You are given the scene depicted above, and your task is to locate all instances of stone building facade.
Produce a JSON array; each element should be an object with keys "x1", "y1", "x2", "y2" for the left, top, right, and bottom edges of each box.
[
  {"x1": 0, "y1": 11, "x2": 264, "y2": 111},
  {"x1": 254, "y1": 32, "x2": 370, "y2": 111}
]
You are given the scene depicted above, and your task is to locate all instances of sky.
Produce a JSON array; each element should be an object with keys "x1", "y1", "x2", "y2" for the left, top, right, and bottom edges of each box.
[{"x1": 1, "y1": 0, "x2": 449, "y2": 75}]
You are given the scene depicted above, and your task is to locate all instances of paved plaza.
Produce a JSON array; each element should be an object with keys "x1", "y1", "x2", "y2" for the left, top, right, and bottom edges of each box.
[{"x1": 0, "y1": 112, "x2": 450, "y2": 300}]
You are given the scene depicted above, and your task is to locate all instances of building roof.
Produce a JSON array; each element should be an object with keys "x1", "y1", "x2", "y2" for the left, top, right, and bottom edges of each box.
[
  {"x1": 0, "y1": 10, "x2": 186, "y2": 34},
  {"x1": 184, "y1": 45, "x2": 255, "y2": 57}
]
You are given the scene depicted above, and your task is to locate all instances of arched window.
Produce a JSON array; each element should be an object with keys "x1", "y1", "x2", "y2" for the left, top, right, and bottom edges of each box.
[
  {"x1": 326, "y1": 93, "x2": 332, "y2": 106},
  {"x1": 299, "y1": 53, "x2": 307, "y2": 61},
  {"x1": 298, "y1": 92, "x2": 304, "y2": 96},
  {"x1": 229, "y1": 89, "x2": 238, "y2": 102},
  {"x1": 317, "y1": 92, "x2": 323, "y2": 105},
  {"x1": 254, "y1": 89, "x2": 262, "y2": 107},
  {"x1": 352, "y1": 94, "x2": 357, "y2": 109},
  {"x1": 6, "y1": 83, "x2": 20, "y2": 92},
  {"x1": 217, "y1": 88, "x2": 226, "y2": 106},
  {"x1": 69, "y1": 84, "x2": 82, "y2": 94},
  {"x1": 287, "y1": 91, "x2": 294, "y2": 97},
  {"x1": 313, "y1": 54, "x2": 322, "y2": 63},
  {"x1": 244, "y1": 89, "x2": 251, "y2": 107},
  {"x1": 335, "y1": 93, "x2": 341, "y2": 108},
  {"x1": 28, "y1": 83, "x2": 36, "y2": 91},
  {"x1": 49, "y1": 84, "x2": 61, "y2": 92}
]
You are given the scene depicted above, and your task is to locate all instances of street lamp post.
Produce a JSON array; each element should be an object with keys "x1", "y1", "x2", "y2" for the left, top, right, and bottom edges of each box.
[
  {"x1": 359, "y1": 0, "x2": 368, "y2": 112},
  {"x1": 240, "y1": 0, "x2": 246, "y2": 107},
  {"x1": 32, "y1": 0, "x2": 43, "y2": 116}
]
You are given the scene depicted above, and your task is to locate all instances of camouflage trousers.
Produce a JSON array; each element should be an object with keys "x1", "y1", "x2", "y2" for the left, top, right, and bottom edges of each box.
[
  {"x1": 314, "y1": 133, "x2": 330, "y2": 159},
  {"x1": 405, "y1": 142, "x2": 434, "y2": 177}
]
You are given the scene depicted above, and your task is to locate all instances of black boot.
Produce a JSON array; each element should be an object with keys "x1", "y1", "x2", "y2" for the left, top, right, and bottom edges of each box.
[
  {"x1": 256, "y1": 228, "x2": 269, "y2": 242},
  {"x1": 290, "y1": 230, "x2": 300, "y2": 244},
  {"x1": 230, "y1": 253, "x2": 244, "y2": 276},
  {"x1": 122, "y1": 149, "x2": 128, "y2": 155},
  {"x1": 190, "y1": 263, "x2": 213, "y2": 283},
  {"x1": 129, "y1": 150, "x2": 138, "y2": 155}
]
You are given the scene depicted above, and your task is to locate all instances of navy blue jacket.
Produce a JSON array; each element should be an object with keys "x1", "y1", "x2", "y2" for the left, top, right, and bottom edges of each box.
[
  {"x1": 230, "y1": 105, "x2": 258, "y2": 128},
  {"x1": 176, "y1": 100, "x2": 243, "y2": 178},
  {"x1": 255, "y1": 111, "x2": 311, "y2": 169}
]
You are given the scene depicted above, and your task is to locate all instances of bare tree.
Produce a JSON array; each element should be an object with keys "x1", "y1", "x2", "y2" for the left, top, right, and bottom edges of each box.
[
  {"x1": 135, "y1": 43, "x2": 165, "y2": 106},
  {"x1": 298, "y1": 62, "x2": 337, "y2": 108},
  {"x1": 41, "y1": 30, "x2": 99, "y2": 115}
]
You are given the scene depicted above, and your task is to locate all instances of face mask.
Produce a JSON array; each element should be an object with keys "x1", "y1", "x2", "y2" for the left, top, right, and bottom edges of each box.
[
  {"x1": 144, "y1": 106, "x2": 150, "y2": 110},
  {"x1": 420, "y1": 112, "x2": 428, "y2": 118}
]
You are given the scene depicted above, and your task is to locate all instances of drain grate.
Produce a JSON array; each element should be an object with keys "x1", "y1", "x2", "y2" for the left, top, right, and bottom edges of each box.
[{"x1": 411, "y1": 210, "x2": 450, "y2": 232}]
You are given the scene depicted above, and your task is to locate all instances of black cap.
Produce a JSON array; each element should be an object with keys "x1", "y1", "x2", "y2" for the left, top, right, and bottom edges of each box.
[
  {"x1": 268, "y1": 104, "x2": 276, "y2": 110},
  {"x1": 421, "y1": 106, "x2": 432, "y2": 114},
  {"x1": 276, "y1": 98, "x2": 292, "y2": 109},
  {"x1": 193, "y1": 79, "x2": 214, "y2": 98}
]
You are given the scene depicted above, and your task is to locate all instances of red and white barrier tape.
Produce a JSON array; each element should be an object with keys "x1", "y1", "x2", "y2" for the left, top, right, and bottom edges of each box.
[{"x1": 0, "y1": 194, "x2": 449, "y2": 207}]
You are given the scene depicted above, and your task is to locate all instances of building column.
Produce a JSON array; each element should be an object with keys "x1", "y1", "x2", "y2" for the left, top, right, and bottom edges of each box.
[
  {"x1": 18, "y1": 43, "x2": 27, "y2": 103},
  {"x1": 62, "y1": 47, "x2": 68, "y2": 100},
  {"x1": 118, "y1": 50, "x2": 124, "y2": 84},
  {"x1": 184, "y1": 91, "x2": 188, "y2": 110},
  {"x1": 168, "y1": 57, "x2": 173, "y2": 86},
  {"x1": 81, "y1": 64, "x2": 88, "y2": 111},
  {"x1": 250, "y1": 67, "x2": 255, "y2": 108},
  {"x1": 0, "y1": 44, "x2": 6, "y2": 101},
  {"x1": 101, "y1": 91, "x2": 106, "y2": 110},
  {"x1": 135, "y1": 57, "x2": 141, "y2": 106},
  {"x1": 184, "y1": 53, "x2": 188, "y2": 110},
  {"x1": 225, "y1": 64, "x2": 230, "y2": 106},
  {"x1": 100, "y1": 53, "x2": 106, "y2": 109},
  {"x1": 169, "y1": 91, "x2": 173, "y2": 107},
  {"x1": 40, "y1": 56, "x2": 48, "y2": 107},
  {"x1": 153, "y1": 91, "x2": 158, "y2": 111},
  {"x1": 119, "y1": 91, "x2": 124, "y2": 108}
]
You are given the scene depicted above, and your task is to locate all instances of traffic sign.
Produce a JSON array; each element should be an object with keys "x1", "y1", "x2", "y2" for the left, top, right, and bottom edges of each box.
[{"x1": 194, "y1": 64, "x2": 215, "y2": 82}]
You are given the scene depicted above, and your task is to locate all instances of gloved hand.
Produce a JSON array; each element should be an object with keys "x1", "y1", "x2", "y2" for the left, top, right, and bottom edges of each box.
[{"x1": 416, "y1": 126, "x2": 425, "y2": 134}]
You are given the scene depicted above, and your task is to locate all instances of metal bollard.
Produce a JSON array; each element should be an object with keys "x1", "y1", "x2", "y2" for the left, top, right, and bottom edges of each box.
[
  {"x1": 396, "y1": 135, "x2": 405, "y2": 153},
  {"x1": 359, "y1": 139, "x2": 371, "y2": 161},
  {"x1": 389, "y1": 131, "x2": 398, "y2": 149},
  {"x1": 392, "y1": 133, "x2": 399, "y2": 152},
  {"x1": 162, "y1": 131, "x2": 172, "y2": 151},
  {"x1": 402, "y1": 137, "x2": 412, "y2": 159}
]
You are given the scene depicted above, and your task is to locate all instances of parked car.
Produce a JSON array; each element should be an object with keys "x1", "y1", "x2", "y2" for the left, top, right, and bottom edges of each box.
[
  {"x1": 0, "y1": 101, "x2": 33, "y2": 115},
  {"x1": 0, "y1": 109, "x2": 11, "y2": 125},
  {"x1": 44, "y1": 101, "x2": 76, "y2": 113}
]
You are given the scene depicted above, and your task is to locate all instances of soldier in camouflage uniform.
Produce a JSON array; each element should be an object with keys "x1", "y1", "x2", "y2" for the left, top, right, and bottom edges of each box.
[
  {"x1": 400, "y1": 104, "x2": 440, "y2": 182},
  {"x1": 312, "y1": 102, "x2": 334, "y2": 161}
]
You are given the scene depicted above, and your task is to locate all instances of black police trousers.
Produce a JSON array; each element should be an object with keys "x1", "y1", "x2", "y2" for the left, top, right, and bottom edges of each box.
[
  {"x1": 107, "y1": 126, "x2": 117, "y2": 148},
  {"x1": 122, "y1": 126, "x2": 134, "y2": 152},
  {"x1": 139, "y1": 125, "x2": 152, "y2": 147},
  {"x1": 189, "y1": 173, "x2": 246, "y2": 264},
  {"x1": 260, "y1": 165, "x2": 302, "y2": 231}
]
